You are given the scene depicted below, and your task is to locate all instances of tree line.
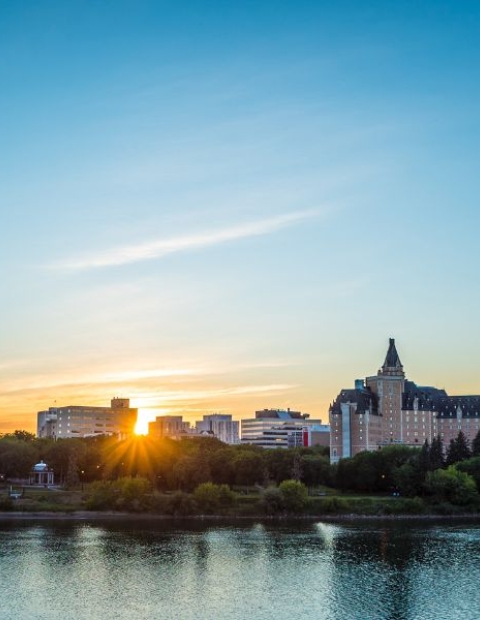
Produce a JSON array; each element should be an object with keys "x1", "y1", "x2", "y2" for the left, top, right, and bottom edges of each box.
[
  {"x1": 0, "y1": 431, "x2": 330, "y2": 489},
  {"x1": 2, "y1": 429, "x2": 480, "y2": 513}
]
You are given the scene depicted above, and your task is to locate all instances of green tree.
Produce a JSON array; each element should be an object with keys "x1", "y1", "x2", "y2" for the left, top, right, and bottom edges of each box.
[
  {"x1": 418, "y1": 439, "x2": 430, "y2": 474},
  {"x1": 233, "y1": 451, "x2": 265, "y2": 486},
  {"x1": 115, "y1": 477, "x2": 152, "y2": 511},
  {"x1": 457, "y1": 457, "x2": 480, "y2": 492},
  {"x1": 278, "y1": 480, "x2": 309, "y2": 513},
  {"x1": 1, "y1": 430, "x2": 36, "y2": 442},
  {"x1": 301, "y1": 454, "x2": 331, "y2": 487},
  {"x1": 166, "y1": 491, "x2": 196, "y2": 516},
  {"x1": 194, "y1": 482, "x2": 235, "y2": 514},
  {"x1": 424, "y1": 465, "x2": 478, "y2": 506},
  {"x1": 393, "y1": 462, "x2": 420, "y2": 497},
  {"x1": 260, "y1": 486, "x2": 284, "y2": 515},
  {"x1": 471, "y1": 430, "x2": 480, "y2": 457},
  {"x1": 446, "y1": 431, "x2": 471, "y2": 465},
  {"x1": 429, "y1": 435, "x2": 445, "y2": 469},
  {"x1": 0, "y1": 439, "x2": 38, "y2": 479}
]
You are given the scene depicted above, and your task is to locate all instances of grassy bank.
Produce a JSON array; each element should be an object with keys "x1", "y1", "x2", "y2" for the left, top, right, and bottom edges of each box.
[{"x1": 1, "y1": 484, "x2": 477, "y2": 518}]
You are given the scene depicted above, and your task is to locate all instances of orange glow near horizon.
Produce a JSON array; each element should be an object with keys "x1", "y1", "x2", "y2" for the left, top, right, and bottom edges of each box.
[
  {"x1": 134, "y1": 408, "x2": 170, "y2": 435},
  {"x1": 134, "y1": 418, "x2": 147, "y2": 435}
]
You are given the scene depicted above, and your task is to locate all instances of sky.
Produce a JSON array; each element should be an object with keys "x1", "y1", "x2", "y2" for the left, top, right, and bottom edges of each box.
[{"x1": 1, "y1": 1, "x2": 480, "y2": 433}]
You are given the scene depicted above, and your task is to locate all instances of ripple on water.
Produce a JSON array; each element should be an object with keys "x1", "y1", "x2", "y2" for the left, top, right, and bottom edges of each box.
[{"x1": 0, "y1": 520, "x2": 479, "y2": 620}]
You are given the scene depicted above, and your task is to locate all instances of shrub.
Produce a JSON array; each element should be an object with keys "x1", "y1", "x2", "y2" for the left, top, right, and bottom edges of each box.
[
  {"x1": 86, "y1": 477, "x2": 152, "y2": 512},
  {"x1": 425, "y1": 466, "x2": 479, "y2": 506},
  {"x1": 317, "y1": 496, "x2": 351, "y2": 514},
  {"x1": 167, "y1": 491, "x2": 197, "y2": 516},
  {"x1": 0, "y1": 496, "x2": 13, "y2": 511},
  {"x1": 194, "y1": 483, "x2": 235, "y2": 514},
  {"x1": 260, "y1": 486, "x2": 284, "y2": 515},
  {"x1": 278, "y1": 480, "x2": 309, "y2": 513}
]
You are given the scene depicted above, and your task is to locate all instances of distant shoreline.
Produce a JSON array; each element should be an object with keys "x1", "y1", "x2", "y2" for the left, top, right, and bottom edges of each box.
[{"x1": 1, "y1": 511, "x2": 479, "y2": 523}]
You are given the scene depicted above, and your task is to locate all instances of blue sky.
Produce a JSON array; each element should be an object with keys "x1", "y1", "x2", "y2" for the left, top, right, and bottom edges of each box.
[{"x1": 1, "y1": 1, "x2": 479, "y2": 432}]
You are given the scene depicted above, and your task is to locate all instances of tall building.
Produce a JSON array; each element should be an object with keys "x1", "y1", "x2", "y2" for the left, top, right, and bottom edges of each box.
[
  {"x1": 241, "y1": 408, "x2": 328, "y2": 449},
  {"x1": 195, "y1": 414, "x2": 240, "y2": 444},
  {"x1": 330, "y1": 338, "x2": 480, "y2": 461},
  {"x1": 329, "y1": 380, "x2": 382, "y2": 463},
  {"x1": 37, "y1": 398, "x2": 137, "y2": 439},
  {"x1": 366, "y1": 338, "x2": 405, "y2": 444}
]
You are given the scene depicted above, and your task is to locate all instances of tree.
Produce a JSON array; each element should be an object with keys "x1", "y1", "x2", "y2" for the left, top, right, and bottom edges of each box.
[
  {"x1": 1, "y1": 430, "x2": 36, "y2": 442},
  {"x1": 193, "y1": 482, "x2": 235, "y2": 514},
  {"x1": 0, "y1": 439, "x2": 38, "y2": 479},
  {"x1": 291, "y1": 452, "x2": 303, "y2": 481},
  {"x1": 65, "y1": 452, "x2": 80, "y2": 489},
  {"x1": 457, "y1": 457, "x2": 480, "y2": 492},
  {"x1": 424, "y1": 465, "x2": 478, "y2": 506},
  {"x1": 446, "y1": 431, "x2": 471, "y2": 465},
  {"x1": 278, "y1": 480, "x2": 309, "y2": 513},
  {"x1": 232, "y1": 451, "x2": 265, "y2": 486},
  {"x1": 260, "y1": 486, "x2": 284, "y2": 515},
  {"x1": 429, "y1": 435, "x2": 445, "y2": 469},
  {"x1": 393, "y1": 462, "x2": 421, "y2": 497},
  {"x1": 472, "y1": 430, "x2": 480, "y2": 457},
  {"x1": 418, "y1": 440, "x2": 430, "y2": 474},
  {"x1": 301, "y1": 454, "x2": 331, "y2": 487}
]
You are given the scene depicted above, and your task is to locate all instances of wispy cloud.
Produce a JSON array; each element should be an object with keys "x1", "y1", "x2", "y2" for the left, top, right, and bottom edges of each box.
[
  {"x1": 51, "y1": 210, "x2": 322, "y2": 271},
  {"x1": 135, "y1": 383, "x2": 297, "y2": 404},
  {"x1": 0, "y1": 358, "x2": 299, "y2": 397}
]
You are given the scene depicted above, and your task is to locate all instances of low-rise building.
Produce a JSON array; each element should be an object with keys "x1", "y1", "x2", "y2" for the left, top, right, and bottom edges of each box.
[
  {"x1": 148, "y1": 415, "x2": 192, "y2": 439},
  {"x1": 241, "y1": 408, "x2": 327, "y2": 449},
  {"x1": 37, "y1": 398, "x2": 137, "y2": 439}
]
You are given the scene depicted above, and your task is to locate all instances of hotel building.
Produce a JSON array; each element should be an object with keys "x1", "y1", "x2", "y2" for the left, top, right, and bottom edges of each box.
[{"x1": 330, "y1": 339, "x2": 480, "y2": 462}]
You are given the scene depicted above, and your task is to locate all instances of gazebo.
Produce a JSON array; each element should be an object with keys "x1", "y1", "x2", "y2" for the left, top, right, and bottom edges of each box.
[{"x1": 29, "y1": 460, "x2": 54, "y2": 486}]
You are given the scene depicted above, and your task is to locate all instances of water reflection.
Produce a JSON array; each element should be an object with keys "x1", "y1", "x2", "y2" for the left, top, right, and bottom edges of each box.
[{"x1": 0, "y1": 519, "x2": 480, "y2": 620}]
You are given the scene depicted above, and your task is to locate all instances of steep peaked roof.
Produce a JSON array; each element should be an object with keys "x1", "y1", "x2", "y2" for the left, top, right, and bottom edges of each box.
[
  {"x1": 329, "y1": 386, "x2": 379, "y2": 416},
  {"x1": 383, "y1": 338, "x2": 403, "y2": 370}
]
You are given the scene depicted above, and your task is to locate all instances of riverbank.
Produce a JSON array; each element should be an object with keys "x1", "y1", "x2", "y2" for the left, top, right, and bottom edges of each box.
[{"x1": 1, "y1": 510, "x2": 479, "y2": 522}]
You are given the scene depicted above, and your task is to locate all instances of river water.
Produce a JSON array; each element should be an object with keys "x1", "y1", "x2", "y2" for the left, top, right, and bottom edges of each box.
[{"x1": 0, "y1": 518, "x2": 478, "y2": 620}]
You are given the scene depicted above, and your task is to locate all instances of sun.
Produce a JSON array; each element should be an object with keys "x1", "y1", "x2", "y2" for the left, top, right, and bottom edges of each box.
[{"x1": 134, "y1": 408, "x2": 159, "y2": 435}]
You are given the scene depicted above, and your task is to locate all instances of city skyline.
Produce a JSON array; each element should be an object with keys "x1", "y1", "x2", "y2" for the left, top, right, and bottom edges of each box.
[{"x1": 2, "y1": 1, "x2": 480, "y2": 433}]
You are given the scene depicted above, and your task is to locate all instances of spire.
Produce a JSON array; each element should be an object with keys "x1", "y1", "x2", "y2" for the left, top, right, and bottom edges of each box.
[{"x1": 382, "y1": 338, "x2": 404, "y2": 374}]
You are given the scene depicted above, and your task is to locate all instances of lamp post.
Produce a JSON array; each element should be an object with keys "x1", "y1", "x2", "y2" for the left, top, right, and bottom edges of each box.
[{"x1": 80, "y1": 470, "x2": 85, "y2": 492}]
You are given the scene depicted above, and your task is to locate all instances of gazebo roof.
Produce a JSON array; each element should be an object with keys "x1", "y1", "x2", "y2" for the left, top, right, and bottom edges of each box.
[{"x1": 32, "y1": 460, "x2": 49, "y2": 472}]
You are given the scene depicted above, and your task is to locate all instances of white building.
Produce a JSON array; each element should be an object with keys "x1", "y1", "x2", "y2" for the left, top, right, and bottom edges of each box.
[
  {"x1": 37, "y1": 398, "x2": 137, "y2": 439},
  {"x1": 241, "y1": 409, "x2": 327, "y2": 449},
  {"x1": 195, "y1": 414, "x2": 240, "y2": 444}
]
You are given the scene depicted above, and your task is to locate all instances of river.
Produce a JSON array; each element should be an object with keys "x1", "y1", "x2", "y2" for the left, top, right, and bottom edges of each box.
[{"x1": 0, "y1": 518, "x2": 478, "y2": 620}]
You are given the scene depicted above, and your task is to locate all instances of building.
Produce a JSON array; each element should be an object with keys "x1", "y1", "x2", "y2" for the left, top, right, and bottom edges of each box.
[
  {"x1": 195, "y1": 414, "x2": 240, "y2": 444},
  {"x1": 330, "y1": 338, "x2": 480, "y2": 461},
  {"x1": 241, "y1": 408, "x2": 328, "y2": 449},
  {"x1": 329, "y1": 380, "x2": 382, "y2": 463},
  {"x1": 365, "y1": 338, "x2": 405, "y2": 445},
  {"x1": 37, "y1": 398, "x2": 137, "y2": 439},
  {"x1": 148, "y1": 415, "x2": 192, "y2": 439},
  {"x1": 287, "y1": 424, "x2": 331, "y2": 448},
  {"x1": 29, "y1": 460, "x2": 54, "y2": 486},
  {"x1": 37, "y1": 410, "x2": 58, "y2": 438}
]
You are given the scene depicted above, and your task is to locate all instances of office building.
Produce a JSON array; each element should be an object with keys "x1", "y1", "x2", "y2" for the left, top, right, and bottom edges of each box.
[
  {"x1": 37, "y1": 397, "x2": 137, "y2": 439},
  {"x1": 148, "y1": 415, "x2": 192, "y2": 439},
  {"x1": 241, "y1": 408, "x2": 328, "y2": 449},
  {"x1": 195, "y1": 414, "x2": 240, "y2": 444}
]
